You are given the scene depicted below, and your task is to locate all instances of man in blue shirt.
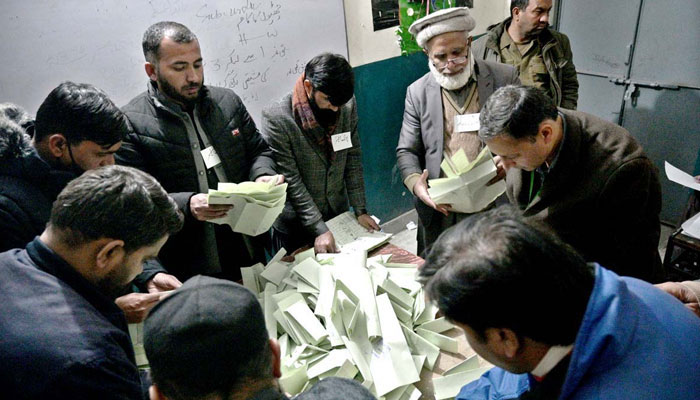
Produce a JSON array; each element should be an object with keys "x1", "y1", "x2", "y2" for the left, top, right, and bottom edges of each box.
[{"x1": 418, "y1": 206, "x2": 700, "y2": 400}]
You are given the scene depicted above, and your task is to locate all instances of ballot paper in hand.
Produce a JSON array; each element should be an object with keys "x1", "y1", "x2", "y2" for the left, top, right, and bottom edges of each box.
[
  {"x1": 207, "y1": 179, "x2": 287, "y2": 236},
  {"x1": 325, "y1": 211, "x2": 392, "y2": 253},
  {"x1": 428, "y1": 147, "x2": 506, "y2": 213},
  {"x1": 665, "y1": 161, "x2": 700, "y2": 191}
]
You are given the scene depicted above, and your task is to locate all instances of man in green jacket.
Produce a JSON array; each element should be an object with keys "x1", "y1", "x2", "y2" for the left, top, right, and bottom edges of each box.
[{"x1": 472, "y1": 0, "x2": 579, "y2": 109}]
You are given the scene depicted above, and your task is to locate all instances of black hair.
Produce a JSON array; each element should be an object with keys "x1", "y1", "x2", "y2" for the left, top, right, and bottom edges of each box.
[
  {"x1": 418, "y1": 206, "x2": 594, "y2": 345},
  {"x1": 49, "y1": 165, "x2": 183, "y2": 252},
  {"x1": 510, "y1": 0, "x2": 530, "y2": 16},
  {"x1": 479, "y1": 85, "x2": 559, "y2": 141},
  {"x1": 34, "y1": 82, "x2": 127, "y2": 147},
  {"x1": 304, "y1": 53, "x2": 355, "y2": 106},
  {"x1": 142, "y1": 21, "x2": 198, "y2": 64}
]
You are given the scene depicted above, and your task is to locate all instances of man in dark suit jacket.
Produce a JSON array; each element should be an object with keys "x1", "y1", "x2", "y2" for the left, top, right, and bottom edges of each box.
[
  {"x1": 479, "y1": 85, "x2": 664, "y2": 282},
  {"x1": 396, "y1": 7, "x2": 520, "y2": 254},
  {"x1": 262, "y1": 53, "x2": 379, "y2": 254}
]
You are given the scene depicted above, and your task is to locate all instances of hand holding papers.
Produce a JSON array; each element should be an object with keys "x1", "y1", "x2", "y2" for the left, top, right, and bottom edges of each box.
[
  {"x1": 428, "y1": 147, "x2": 506, "y2": 213},
  {"x1": 325, "y1": 211, "x2": 392, "y2": 253},
  {"x1": 207, "y1": 180, "x2": 287, "y2": 236},
  {"x1": 414, "y1": 170, "x2": 450, "y2": 216}
]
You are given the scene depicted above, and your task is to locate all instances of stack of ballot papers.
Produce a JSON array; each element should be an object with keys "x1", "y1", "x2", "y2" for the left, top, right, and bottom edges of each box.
[
  {"x1": 428, "y1": 147, "x2": 506, "y2": 213},
  {"x1": 206, "y1": 179, "x2": 287, "y2": 236},
  {"x1": 325, "y1": 211, "x2": 392, "y2": 253},
  {"x1": 235, "y1": 248, "x2": 490, "y2": 399},
  {"x1": 127, "y1": 247, "x2": 491, "y2": 399}
]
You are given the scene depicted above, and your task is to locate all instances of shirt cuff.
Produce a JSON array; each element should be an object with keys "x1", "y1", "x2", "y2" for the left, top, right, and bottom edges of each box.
[
  {"x1": 403, "y1": 173, "x2": 422, "y2": 195},
  {"x1": 308, "y1": 218, "x2": 330, "y2": 237}
]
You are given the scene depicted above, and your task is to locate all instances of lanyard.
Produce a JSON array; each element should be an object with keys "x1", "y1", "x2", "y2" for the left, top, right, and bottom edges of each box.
[{"x1": 528, "y1": 171, "x2": 542, "y2": 205}]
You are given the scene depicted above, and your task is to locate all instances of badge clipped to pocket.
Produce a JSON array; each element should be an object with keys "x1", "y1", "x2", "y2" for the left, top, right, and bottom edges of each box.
[
  {"x1": 200, "y1": 146, "x2": 222, "y2": 169},
  {"x1": 454, "y1": 113, "x2": 480, "y2": 133},
  {"x1": 331, "y1": 131, "x2": 352, "y2": 152}
]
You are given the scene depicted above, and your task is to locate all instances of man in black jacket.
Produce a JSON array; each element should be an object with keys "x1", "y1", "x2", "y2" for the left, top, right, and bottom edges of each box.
[
  {"x1": 0, "y1": 83, "x2": 182, "y2": 322},
  {"x1": 0, "y1": 165, "x2": 183, "y2": 399},
  {"x1": 117, "y1": 21, "x2": 280, "y2": 281}
]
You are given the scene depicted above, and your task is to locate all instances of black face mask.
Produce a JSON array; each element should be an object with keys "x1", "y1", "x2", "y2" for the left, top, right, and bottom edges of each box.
[
  {"x1": 65, "y1": 142, "x2": 86, "y2": 175},
  {"x1": 309, "y1": 90, "x2": 339, "y2": 128}
]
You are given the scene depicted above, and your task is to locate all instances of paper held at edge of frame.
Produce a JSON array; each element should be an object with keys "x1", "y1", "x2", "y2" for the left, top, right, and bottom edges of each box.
[{"x1": 428, "y1": 147, "x2": 506, "y2": 213}]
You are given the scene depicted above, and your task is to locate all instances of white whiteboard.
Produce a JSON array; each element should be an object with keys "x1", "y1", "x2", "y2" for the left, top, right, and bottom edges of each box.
[{"x1": 0, "y1": 0, "x2": 348, "y2": 124}]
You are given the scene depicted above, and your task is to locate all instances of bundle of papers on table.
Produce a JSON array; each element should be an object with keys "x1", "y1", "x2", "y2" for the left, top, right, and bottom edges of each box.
[
  {"x1": 239, "y1": 247, "x2": 489, "y2": 399},
  {"x1": 127, "y1": 247, "x2": 490, "y2": 399},
  {"x1": 428, "y1": 147, "x2": 506, "y2": 213},
  {"x1": 207, "y1": 179, "x2": 287, "y2": 236},
  {"x1": 325, "y1": 211, "x2": 393, "y2": 253}
]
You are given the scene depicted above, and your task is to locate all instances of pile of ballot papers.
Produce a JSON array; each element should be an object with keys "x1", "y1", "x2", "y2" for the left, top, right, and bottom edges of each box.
[
  {"x1": 239, "y1": 247, "x2": 489, "y2": 399},
  {"x1": 129, "y1": 247, "x2": 489, "y2": 399},
  {"x1": 428, "y1": 147, "x2": 506, "y2": 213},
  {"x1": 206, "y1": 179, "x2": 287, "y2": 236}
]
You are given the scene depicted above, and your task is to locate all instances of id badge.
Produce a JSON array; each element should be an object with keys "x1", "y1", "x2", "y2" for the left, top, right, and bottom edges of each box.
[
  {"x1": 454, "y1": 113, "x2": 480, "y2": 133},
  {"x1": 200, "y1": 146, "x2": 222, "y2": 169},
  {"x1": 331, "y1": 131, "x2": 352, "y2": 152}
]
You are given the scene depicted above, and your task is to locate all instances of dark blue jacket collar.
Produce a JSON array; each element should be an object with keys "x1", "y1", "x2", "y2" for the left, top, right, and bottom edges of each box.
[{"x1": 25, "y1": 238, "x2": 128, "y2": 330}]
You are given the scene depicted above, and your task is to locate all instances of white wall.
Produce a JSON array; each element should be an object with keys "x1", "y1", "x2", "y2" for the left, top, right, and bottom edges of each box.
[{"x1": 343, "y1": 0, "x2": 511, "y2": 67}]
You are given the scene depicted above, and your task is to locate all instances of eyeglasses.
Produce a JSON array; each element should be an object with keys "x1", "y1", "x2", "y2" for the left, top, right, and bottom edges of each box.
[
  {"x1": 431, "y1": 36, "x2": 472, "y2": 72},
  {"x1": 432, "y1": 56, "x2": 469, "y2": 71}
]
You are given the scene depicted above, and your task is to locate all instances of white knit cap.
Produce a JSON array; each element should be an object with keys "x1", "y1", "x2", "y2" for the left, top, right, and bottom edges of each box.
[{"x1": 409, "y1": 7, "x2": 476, "y2": 48}]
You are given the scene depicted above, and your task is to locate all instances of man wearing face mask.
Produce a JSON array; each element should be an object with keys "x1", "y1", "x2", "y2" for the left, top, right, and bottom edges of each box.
[
  {"x1": 396, "y1": 8, "x2": 519, "y2": 254},
  {"x1": 262, "y1": 53, "x2": 379, "y2": 254},
  {"x1": 0, "y1": 82, "x2": 124, "y2": 251},
  {"x1": 0, "y1": 83, "x2": 182, "y2": 323},
  {"x1": 473, "y1": 0, "x2": 579, "y2": 109}
]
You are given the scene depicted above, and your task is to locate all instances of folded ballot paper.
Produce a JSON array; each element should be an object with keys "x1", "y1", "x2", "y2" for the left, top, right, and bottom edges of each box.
[
  {"x1": 232, "y1": 247, "x2": 489, "y2": 398},
  {"x1": 207, "y1": 179, "x2": 287, "y2": 236},
  {"x1": 325, "y1": 211, "x2": 392, "y2": 253},
  {"x1": 428, "y1": 147, "x2": 506, "y2": 213},
  {"x1": 127, "y1": 247, "x2": 490, "y2": 398}
]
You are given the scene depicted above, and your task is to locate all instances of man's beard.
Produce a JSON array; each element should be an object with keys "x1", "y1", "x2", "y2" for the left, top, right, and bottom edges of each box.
[
  {"x1": 525, "y1": 23, "x2": 548, "y2": 40},
  {"x1": 96, "y1": 261, "x2": 136, "y2": 300},
  {"x1": 96, "y1": 273, "x2": 132, "y2": 300},
  {"x1": 429, "y1": 58, "x2": 472, "y2": 91},
  {"x1": 157, "y1": 75, "x2": 203, "y2": 107},
  {"x1": 309, "y1": 91, "x2": 339, "y2": 128}
]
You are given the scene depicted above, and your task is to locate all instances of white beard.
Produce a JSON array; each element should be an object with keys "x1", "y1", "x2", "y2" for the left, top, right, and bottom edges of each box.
[{"x1": 429, "y1": 58, "x2": 472, "y2": 91}]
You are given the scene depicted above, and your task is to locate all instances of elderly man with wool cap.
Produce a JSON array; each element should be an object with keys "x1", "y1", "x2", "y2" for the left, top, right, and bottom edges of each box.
[{"x1": 396, "y1": 7, "x2": 520, "y2": 254}]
